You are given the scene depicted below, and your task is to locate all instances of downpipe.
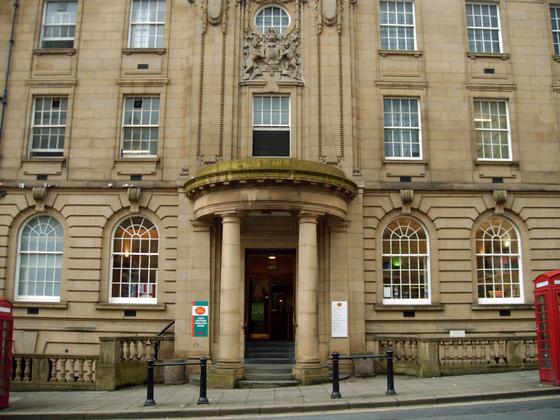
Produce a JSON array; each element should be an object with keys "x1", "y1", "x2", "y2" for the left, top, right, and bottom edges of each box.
[{"x1": 0, "y1": 0, "x2": 19, "y2": 142}]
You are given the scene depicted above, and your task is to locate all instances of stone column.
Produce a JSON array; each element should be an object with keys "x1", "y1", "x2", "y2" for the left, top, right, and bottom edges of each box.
[
  {"x1": 293, "y1": 211, "x2": 329, "y2": 384},
  {"x1": 208, "y1": 213, "x2": 244, "y2": 388}
]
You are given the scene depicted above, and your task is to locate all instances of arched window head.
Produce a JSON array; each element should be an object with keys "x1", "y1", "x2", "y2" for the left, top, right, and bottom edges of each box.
[
  {"x1": 16, "y1": 215, "x2": 63, "y2": 302},
  {"x1": 110, "y1": 216, "x2": 159, "y2": 303},
  {"x1": 255, "y1": 6, "x2": 290, "y2": 34},
  {"x1": 382, "y1": 217, "x2": 430, "y2": 304},
  {"x1": 476, "y1": 217, "x2": 523, "y2": 303}
]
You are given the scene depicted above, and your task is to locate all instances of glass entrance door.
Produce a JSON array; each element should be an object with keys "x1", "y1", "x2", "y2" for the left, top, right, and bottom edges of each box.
[{"x1": 246, "y1": 250, "x2": 295, "y2": 341}]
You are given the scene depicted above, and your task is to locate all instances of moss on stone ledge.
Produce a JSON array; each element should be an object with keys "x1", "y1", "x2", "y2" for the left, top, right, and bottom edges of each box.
[{"x1": 185, "y1": 158, "x2": 357, "y2": 198}]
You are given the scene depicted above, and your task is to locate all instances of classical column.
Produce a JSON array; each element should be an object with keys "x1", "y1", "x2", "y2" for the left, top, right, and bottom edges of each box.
[
  {"x1": 209, "y1": 213, "x2": 244, "y2": 387},
  {"x1": 293, "y1": 211, "x2": 329, "y2": 384}
]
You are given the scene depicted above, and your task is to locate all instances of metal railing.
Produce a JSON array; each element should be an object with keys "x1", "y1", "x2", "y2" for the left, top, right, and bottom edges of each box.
[
  {"x1": 330, "y1": 349, "x2": 396, "y2": 399},
  {"x1": 144, "y1": 357, "x2": 208, "y2": 406}
]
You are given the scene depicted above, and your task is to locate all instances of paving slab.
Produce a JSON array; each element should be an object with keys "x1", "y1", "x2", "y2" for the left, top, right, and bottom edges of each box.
[{"x1": 1, "y1": 370, "x2": 560, "y2": 419}]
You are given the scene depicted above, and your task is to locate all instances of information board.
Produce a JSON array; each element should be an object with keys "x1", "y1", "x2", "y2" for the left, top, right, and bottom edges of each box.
[
  {"x1": 331, "y1": 301, "x2": 348, "y2": 338},
  {"x1": 192, "y1": 300, "x2": 209, "y2": 337}
]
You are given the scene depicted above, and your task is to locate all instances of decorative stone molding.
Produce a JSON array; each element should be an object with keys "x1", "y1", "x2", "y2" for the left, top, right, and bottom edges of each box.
[
  {"x1": 241, "y1": 29, "x2": 302, "y2": 81},
  {"x1": 321, "y1": 0, "x2": 340, "y2": 26},
  {"x1": 127, "y1": 187, "x2": 142, "y2": 213},
  {"x1": 32, "y1": 187, "x2": 48, "y2": 212},
  {"x1": 185, "y1": 158, "x2": 357, "y2": 199},
  {"x1": 493, "y1": 190, "x2": 508, "y2": 215},
  {"x1": 207, "y1": 0, "x2": 223, "y2": 25},
  {"x1": 400, "y1": 189, "x2": 414, "y2": 215}
]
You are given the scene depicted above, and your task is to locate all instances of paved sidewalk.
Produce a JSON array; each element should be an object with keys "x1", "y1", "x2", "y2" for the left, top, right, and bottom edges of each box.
[{"x1": 2, "y1": 370, "x2": 560, "y2": 419}]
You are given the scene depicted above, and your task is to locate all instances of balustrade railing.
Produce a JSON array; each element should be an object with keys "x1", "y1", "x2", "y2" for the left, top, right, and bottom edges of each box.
[
  {"x1": 11, "y1": 354, "x2": 98, "y2": 389},
  {"x1": 370, "y1": 336, "x2": 537, "y2": 376}
]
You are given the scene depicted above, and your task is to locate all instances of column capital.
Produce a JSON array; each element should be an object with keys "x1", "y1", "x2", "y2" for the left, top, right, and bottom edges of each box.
[
  {"x1": 218, "y1": 212, "x2": 242, "y2": 224},
  {"x1": 298, "y1": 210, "x2": 323, "y2": 223}
]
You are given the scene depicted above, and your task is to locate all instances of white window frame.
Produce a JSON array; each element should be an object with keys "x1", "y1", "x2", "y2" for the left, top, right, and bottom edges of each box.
[
  {"x1": 383, "y1": 97, "x2": 422, "y2": 160},
  {"x1": 382, "y1": 217, "x2": 431, "y2": 305},
  {"x1": 128, "y1": 0, "x2": 166, "y2": 49},
  {"x1": 120, "y1": 96, "x2": 160, "y2": 157},
  {"x1": 476, "y1": 218, "x2": 524, "y2": 304},
  {"x1": 254, "y1": 5, "x2": 291, "y2": 34},
  {"x1": 15, "y1": 215, "x2": 63, "y2": 303},
  {"x1": 109, "y1": 216, "x2": 159, "y2": 304},
  {"x1": 466, "y1": 2, "x2": 503, "y2": 53},
  {"x1": 29, "y1": 96, "x2": 68, "y2": 158},
  {"x1": 551, "y1": 6, "x2": 560, "y2": 56},
  {"x1": 40, "y1": 0, "x2": 77, "y2": 49},
  {"x1": 379, "y1": 1, "x2": 417, "y2": 51},
  {"x1": 473, "y1": 99, "x2": 512, "y2": 161},
  {"x1": 252, "y1": 95, "x2": 291, "y2": 158}
]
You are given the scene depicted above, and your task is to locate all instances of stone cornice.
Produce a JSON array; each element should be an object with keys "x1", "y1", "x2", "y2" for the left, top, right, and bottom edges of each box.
[{"x1": 184, "y1": 158, "x2": 357, "y2": 199}]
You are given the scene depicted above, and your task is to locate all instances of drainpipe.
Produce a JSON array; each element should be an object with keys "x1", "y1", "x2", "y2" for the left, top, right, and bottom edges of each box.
[{"x1": 0, "y1": 0, "x2": 19, "y2": 142}]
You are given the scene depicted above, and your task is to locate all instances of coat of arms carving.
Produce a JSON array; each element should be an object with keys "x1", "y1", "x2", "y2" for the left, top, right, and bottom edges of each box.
[{"x1": 242, "y1": 28, "x2": 302, "y2": 81}]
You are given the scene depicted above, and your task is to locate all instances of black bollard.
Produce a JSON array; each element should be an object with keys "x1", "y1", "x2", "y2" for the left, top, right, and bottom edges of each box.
[
  {"x1": 330, "y1": 352, "x2": 341, "y2": 399},
  {"x1": 385, "y1": 349, "x2": 396, "y2": 395},
  {"x1": 197, "y1": 357, "x2": 209, "y2": 404},
  {"x1": 144, "y1": 358, "x2": 156, "y2": 406}
]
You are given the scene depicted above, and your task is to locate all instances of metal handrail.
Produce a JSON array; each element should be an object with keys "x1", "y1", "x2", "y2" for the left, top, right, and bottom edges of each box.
[
  {"x1": 330, "y1": 349, "x2": 396, "y2": 399},
  {"x1": 144, "y1": 357, "x2": 209, "y2": 406}
]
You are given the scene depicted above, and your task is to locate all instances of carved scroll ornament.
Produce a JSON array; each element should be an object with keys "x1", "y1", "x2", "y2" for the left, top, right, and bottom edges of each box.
[{"x1": 242, "y1": 28, "x2": 302, "y2": 81}]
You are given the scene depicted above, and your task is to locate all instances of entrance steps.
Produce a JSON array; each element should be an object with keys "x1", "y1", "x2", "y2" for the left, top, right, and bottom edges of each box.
[{"x1": 238, "y1": 341, "x2": 299, "y2": 388}]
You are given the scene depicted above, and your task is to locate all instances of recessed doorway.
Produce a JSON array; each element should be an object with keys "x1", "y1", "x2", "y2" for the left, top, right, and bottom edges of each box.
[{"x1": 245, "y1": 249, "x2": 295, "y2": 342}]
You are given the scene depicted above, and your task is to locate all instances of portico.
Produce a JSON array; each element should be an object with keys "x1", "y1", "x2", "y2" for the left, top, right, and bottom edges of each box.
[{"x1": 183, "y1": 158, "x2": 357, "y2": 387}]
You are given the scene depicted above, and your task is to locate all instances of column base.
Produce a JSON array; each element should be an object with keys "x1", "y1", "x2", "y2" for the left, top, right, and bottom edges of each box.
[
  {"x1": 208, "y1": 363, "x2": 244, "y2": 389},
  {"x1": 292, "y1": 364, "x2": 330, "y2": 385}
]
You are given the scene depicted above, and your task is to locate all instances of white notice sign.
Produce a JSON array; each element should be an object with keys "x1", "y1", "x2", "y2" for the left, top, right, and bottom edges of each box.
[{"x1": 331, "y1": 301, "x2": 348, "y2": 338}]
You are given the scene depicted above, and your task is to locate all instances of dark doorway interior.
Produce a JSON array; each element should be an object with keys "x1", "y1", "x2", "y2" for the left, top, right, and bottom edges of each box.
[{"x1": 245, "y1": 249, "x2": 295, "y2": 342}]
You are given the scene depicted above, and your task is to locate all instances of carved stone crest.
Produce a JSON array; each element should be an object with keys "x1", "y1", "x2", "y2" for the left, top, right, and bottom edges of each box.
[{"x1": 242, "y1": 28, "x2": 302, "y2": 81}]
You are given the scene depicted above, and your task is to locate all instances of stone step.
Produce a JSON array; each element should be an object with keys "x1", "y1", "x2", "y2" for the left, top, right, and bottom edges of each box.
[
  {"x1": 245, "y1": 351, "x2": 294, "y2": 358},
  {"x1": 243, "y1": 363, "x2": 294, "y2": 374},
  {"x1": 236, "y1": 379, "x2": 300, "y2": 389},
  {"x1": 243, "y1": 372, "x2": 295, "y2": 381},
  {"x1": 245, "y1": 357, "x2": 295, "y2": 364}
]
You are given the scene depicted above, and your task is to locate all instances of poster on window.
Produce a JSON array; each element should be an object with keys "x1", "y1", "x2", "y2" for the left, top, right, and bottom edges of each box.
[
  {"x1": 192, "y1": 301, "x2": 209, "y2": 337},
  {"x1": 331, "y1": 301, "x2": 348, "y2": 338}
]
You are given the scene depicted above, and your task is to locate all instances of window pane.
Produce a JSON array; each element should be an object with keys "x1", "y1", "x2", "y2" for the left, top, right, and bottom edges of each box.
[
  {"x1": 255, "y1": 6, "x2": 290, "y2": 33},
  {"x1": 380, "y1": 1, "x2": 415, "y2": 51},
  {"x1": 382, "y1": 217, "x2": 430, "y2": 302},
  {"x1": 111, "y1": 217, "x2": 159, "y2": 301},
  {"x1": 42, "y1": 1, "x2": 77, "y2": 48},
  {"x1": 466, "y1": 2, "x2": 501, "y2": 53},
  {"x1": 474, "y1": 100, "x2": 510, "y2": 160},
  {"x1": 17, "y1": 216, "x2": 63, "y2": 300},
  {"x1": 130, "y1": 0, "x2": 166, "y2": 48},
  {"x1": 121, "y1": 96, "x2": 160, "y2": 156},
  {"x1": 383, "y1": 98, "x2": 421, "y2": 159}
]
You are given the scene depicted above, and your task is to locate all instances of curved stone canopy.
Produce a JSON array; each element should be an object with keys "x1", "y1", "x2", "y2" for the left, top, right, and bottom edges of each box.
[{"x1": 184, "y1": 158, "x2": 357, "y2": 220}]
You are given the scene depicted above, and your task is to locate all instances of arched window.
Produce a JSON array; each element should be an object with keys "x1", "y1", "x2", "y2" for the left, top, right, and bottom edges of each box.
[
  {"x1": 382, "y1": 217, "x2": 430, "y2": 303},
  {"x1": 110, "y1": 216, "x2": 159, "y2": 303},
  {"x1": 475, "y1": 217, "x2": 522, "y2": 303},
  {"x1": 16, "y1": 215, "x2": 63, "y2": 301},
  {"x1": 255, "y1": 6, "x2": 290, "y2": 34}
]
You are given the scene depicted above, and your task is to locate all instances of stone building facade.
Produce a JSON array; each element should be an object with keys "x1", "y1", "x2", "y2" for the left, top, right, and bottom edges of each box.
[{"x1": 0, "y1": 0, "x2": 558, "y2": 387}]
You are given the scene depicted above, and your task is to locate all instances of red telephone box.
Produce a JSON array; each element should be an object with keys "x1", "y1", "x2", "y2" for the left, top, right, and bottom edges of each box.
[
  {"x1": 534, "y1": 271, "x2": 560, "y2": 385},
  {"x1": 0, "y1": 300, "x2": 14, "y2": 409}
]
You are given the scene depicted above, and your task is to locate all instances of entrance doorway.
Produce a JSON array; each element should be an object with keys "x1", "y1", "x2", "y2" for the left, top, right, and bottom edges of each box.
[{"x1": 245, "y1": 249, "x2": 295, "y2": 342}]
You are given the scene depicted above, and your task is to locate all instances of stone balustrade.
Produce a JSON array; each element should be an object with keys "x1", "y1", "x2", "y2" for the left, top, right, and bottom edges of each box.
[
  {"x1": 369, "y1": 336, "x2": 537, "y2": 377},
  {"x1": 11, "y1": 355, "x2": 98, "y2": 390}
]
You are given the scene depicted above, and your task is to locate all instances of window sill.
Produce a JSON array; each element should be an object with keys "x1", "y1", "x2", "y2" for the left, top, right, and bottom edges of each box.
[
  {"x1": 379, "y1": 49, "x2": 422, "y2": 58},
  {"x1": 33, "y1": 48, "x2": 76, "y2": 56},
  {"x1": 123, "y1": 48, "x2": 167, "y2": 55},
  {"x1": 474, "y1": 160, "x2": 519, "y2": 167},
  {"x1": 95, "y1": 303, "x2": 166, "y2": 311},
  {"x1": 467, "y1": 52, "x2": 510, "y2": 60},
  {"x1": 374, "y1": 304, "x2": 444, "y2": 312},
  {"x1": 21, "y1": 157, "x2": 66, "y2": 176},
  {"x1": 471, "y1": 304, "x2": 533, "y2": 311},
  {"x1": 383, "y1": 159, "x2": 428, "y2": 165},
  {"x1": 13, "y1": 301, "x2": 68, "y2": 309}
]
